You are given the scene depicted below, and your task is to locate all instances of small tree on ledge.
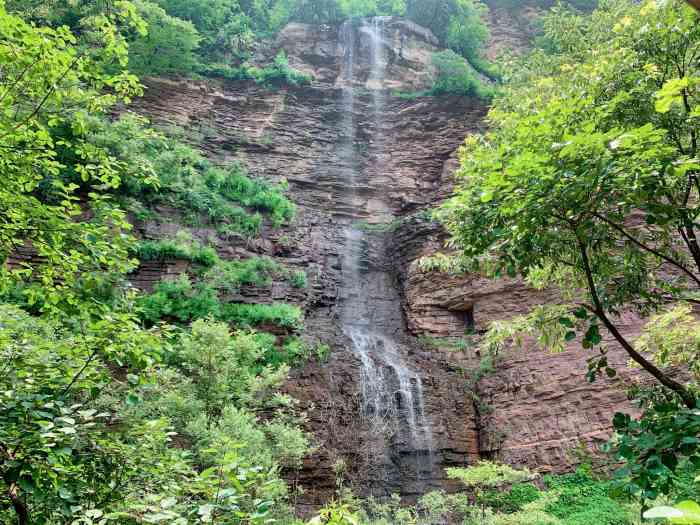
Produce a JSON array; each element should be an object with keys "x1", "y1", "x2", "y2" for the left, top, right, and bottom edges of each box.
[{"x1": 447, "y1": 461, "x2": 536, "y2": 523}]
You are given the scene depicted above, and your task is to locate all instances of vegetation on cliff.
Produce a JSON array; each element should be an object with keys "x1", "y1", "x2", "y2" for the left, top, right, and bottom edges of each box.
[{"x1": 0, "y1": 2, "x2": 312, "y2": 523}]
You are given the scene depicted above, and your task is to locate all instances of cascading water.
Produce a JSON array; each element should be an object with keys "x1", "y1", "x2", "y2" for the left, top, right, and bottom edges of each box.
[{"x1": 337, "y1": 17, "x2": 434, "y2": 495}]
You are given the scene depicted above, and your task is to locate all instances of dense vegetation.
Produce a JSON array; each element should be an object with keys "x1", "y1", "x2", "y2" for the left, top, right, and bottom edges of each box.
[
  {"x1": 436, "y1": 0, "x2": 700, "y2": 523},
  {"x1": 5, "y1": 0, "x2": 495, "y2": 84},
  {"x1": 0, "y1": 2, "x2": 312, "y2": 523}
]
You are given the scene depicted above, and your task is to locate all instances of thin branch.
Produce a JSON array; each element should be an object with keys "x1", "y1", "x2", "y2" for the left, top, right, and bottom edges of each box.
[
  {"x1": 574, "y1": 230, "x2": 696, "y2": 409},
  {"x1": 0, "y1": 55, "x2": 81, "y2": 142},
  {"x1": 592, "y1": 212, "x2": 700, "y2": 287}
]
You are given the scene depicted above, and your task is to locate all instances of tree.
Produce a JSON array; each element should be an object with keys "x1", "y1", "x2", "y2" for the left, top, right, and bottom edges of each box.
[
  {"x1": 439, "y1": 0, "x2": 699, "y2": 405},
  {"x1": 0, "y1": 0, "x2": 143, "y2": 317},
  {"x1": 127, "y1": 0, "x2": 201, "y2": 76},
  {"x1": 437, "y1": 0, "x2": 699, "y2": 500},
  {"x1": 405, "y1": 0, "x2": 490, "y2": 74}
]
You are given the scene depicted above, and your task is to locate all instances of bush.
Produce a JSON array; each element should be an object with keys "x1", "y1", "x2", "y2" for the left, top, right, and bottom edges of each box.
[
  {"x1": 430, "y1": 50, "x2": 494, "y2": 99},
  {"x1": 138, "y1": 275, "x2": 221, "y2": 324},
  {"x1": 542, "y1": 471, "x2": 635, "y2": 525},
  {"x1": 208, "y1": 167, "x2": 296, "y2": 227},
  {"x1": 220, "y1": 302, "x2": 303, "y2": 330},
  {"x1": 128, "y1": 0, "x2": 201, "y2": 77},
  {"x1": 84, "y1": 115, "x2": 295, "y2": 237},
  {"x1": 482, "y1": 483, "x2": 542, "y2": 514},
  {"x1": 205, "y1": 256, "x2": 281, "y2": 292},
  {"x1": 138, "y1": 274, "x2": 304, "y2": 332},
  {"x1": 136, "y1": 231, "x2": 219, "y2": 267},
  {"x1": 200, "y1": 51, "x2": 312, "y2": 87},
  {"x1": 289, "y1": 270, "x2": 308, "y2": 289}
]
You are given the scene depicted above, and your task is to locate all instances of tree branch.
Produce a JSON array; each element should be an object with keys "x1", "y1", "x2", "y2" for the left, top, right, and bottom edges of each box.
[
  {"x1": 0, "y1": 445, "x2": 28, "y2": 525},
  {"x1": 592, "y1": 212, "x2": 700, "y2": 287},
  {"x1": 574, "y1": 231, "x2": 696, "y2": 409}
]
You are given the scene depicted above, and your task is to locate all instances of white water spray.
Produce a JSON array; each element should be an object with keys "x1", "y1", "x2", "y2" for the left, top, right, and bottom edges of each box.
[{"x1": 337, "y1": 18, "x2": 434, "y2": 491}]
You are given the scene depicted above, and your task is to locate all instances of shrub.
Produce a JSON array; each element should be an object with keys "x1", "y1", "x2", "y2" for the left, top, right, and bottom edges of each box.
[
  {"x1": 136, "y1": 231, "x2": 219, "y2": 267},
  {"x1": 220, "y1": 302, "x2": 303, "y2": 330},
  {"x1": 430, "y1": 50, "x2": 494, "y2": 99},
  {"x1": 84, "y1": 115, "x2": 295, "y2": 236},
  {"x1": 199, "y1": 51, "x2": 312, "y2": 88},
  {"x1": 314, "y1": 343, "x2": 331, "y2": 362},
  {"x1": 482, "y1": 483, "x2": 542, "y2": 514},
  {"x1": 542, "y1": 471, "x2": 635, "y2": 525},
  {"x1": 205, "y1": 256, "x2": 281, "y2": 292},
  {"x1": 138, "y1": 275, "x2": 221, "y2": 324},
  {"x1": 210, "y1": 168, "x2": 296, "y2": 227},
  {"x1": 289, "y1": 270, "x2": 308, "y2": 289}
]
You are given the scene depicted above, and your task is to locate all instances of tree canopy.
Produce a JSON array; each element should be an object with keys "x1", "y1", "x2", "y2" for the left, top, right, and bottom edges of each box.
[{"x1": 438, "y1": 0, "x2": 700, "y2": 502}]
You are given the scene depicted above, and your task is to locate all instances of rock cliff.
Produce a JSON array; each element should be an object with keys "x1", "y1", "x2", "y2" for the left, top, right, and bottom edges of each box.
[{"x1": 129, "y1": 13, "x2": 638, "y2": 511}]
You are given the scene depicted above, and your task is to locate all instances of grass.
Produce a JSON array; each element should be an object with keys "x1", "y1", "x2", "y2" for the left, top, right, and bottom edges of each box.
[
  {"x1": 137, "y1": 274, "x2": 303, "y2": 332},
  {"x1": 220, "y1": 302, "x2": 303, "y2": 330},
  {"x1": 135, "y1": 231, "x2": 219, "y2": 267}
]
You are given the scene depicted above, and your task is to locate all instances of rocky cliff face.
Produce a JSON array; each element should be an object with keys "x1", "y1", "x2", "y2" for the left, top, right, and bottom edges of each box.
[{"x1": 130, "y1": 14, "x2": 637, "y2": 511}]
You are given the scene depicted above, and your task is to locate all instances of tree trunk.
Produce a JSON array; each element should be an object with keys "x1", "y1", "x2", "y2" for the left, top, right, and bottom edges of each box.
[{"x1": 6, "y1": 481, "x2": 28, "y2": 525}]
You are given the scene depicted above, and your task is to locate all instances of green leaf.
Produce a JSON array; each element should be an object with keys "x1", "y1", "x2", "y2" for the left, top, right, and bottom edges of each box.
[
  {"x1": 643, "y1": 506, "x2": 683, "y2": 519},
  {"x1": 655, "y1": 77, "x2": 689, "y2": 113},
  {"x1": 480, "y1": 191, "x2": 494, "y2": 203}
]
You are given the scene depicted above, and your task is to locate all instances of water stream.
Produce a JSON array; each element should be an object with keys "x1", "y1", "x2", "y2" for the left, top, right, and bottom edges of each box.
[{"x1": 337, "y1": 17, "x2": 434, "y2": 494}]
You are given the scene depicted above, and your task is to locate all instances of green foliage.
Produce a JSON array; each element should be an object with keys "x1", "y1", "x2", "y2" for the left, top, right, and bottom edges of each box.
[
  {"x1": 542, "y1": 471, "x2": 635, "y2": 524},
  {"x1": 221, "y1": 302, "x2": 304, "y2": 330},
  {"x1": 0, "y1": 5, "x2": 309, "y2": 523},
  {"x1": 430, "y1": 50, "x2": 493, "y2": 98},
  {"x1": 333, "y1": 468, "x2": 636, "y2": 525},
  {"x1": 204, "y1": 256, "x2": 281, "y2": 291},
  {"x1": 138, "y1": 274, "x2": 222, "y2": 324},
  {"x1": 404, "y1": 0, "x2": 492, "y2": 75},
  {"x1": 290, "y1": 269, "x2": 308, "y2": 289},
  {"x1": 85, "y1": 113, "x2": 295, "y2": 236},
  {"x1": 201, "y1": 50, "x2": 313, "y2": 86},
  {"x1": 0, "y1": 302, "x2": 162, "y2": 524},
  {"x1": 151, "y1": 0, "x2": 256, "y2": 61},
  {"x1": 489, "y1": 0, "x2": 598, "y2": 12},
  {"x1": 609, "y1": 391, "x2": 700, "y2": 501},
  {"x1": 481, "y1": 483, "x2": 542, "y2": 514},
  {"x1": 308, "y1": 500, "x2": 361, "y2": 525},
  {"x1": 138, "y1": 273, "x2": 304, "y2": 330},
  {"x1": 0, "y1": 2, "x2": 144, "y2": 317},
  {"x1": 645, "y1": 499, "x2": 700, "y2": 523},
  {"x1": 438, "y1": 0, "x2": 700, "y2": 501},
  {"x1": 136, "y1": 230, "x2": 219, "y2": 267},
  {"x1": 396, "y1": 50, "x2": 495, "y2": 100},
  {"x1": 128, "y1": 0, "x2": 201, "y2": 76},
  {"x1": 448, "y1": 461, "x2": 535, "y2": 491}
]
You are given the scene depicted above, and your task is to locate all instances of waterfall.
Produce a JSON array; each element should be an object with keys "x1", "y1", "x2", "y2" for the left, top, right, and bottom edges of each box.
[{"x1": 337, "y1": 17, "x2": 434, "y2": 494}]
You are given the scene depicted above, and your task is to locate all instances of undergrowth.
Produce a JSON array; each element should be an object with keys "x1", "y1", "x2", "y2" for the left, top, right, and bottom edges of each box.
[{"x1": 86, "y1": 114, "x2": 296, "y2": 237}]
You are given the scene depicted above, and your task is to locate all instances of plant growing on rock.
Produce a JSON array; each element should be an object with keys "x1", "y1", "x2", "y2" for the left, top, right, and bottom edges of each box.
[{"x1": 448, "y1": 461, "x2": 536, "y2": 521}]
